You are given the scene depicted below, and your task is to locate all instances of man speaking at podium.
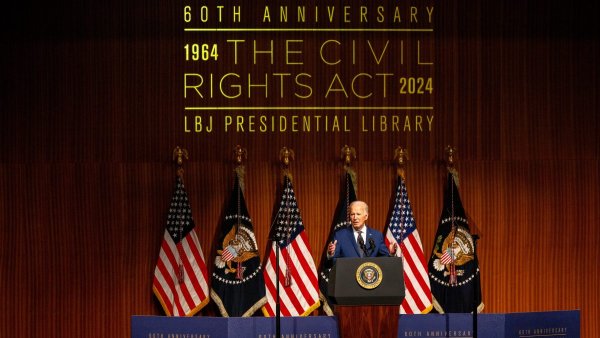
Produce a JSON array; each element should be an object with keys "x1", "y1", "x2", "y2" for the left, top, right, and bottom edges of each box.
[{"x1": 327, "y1": 201, "x2": 397, "y2": 260}]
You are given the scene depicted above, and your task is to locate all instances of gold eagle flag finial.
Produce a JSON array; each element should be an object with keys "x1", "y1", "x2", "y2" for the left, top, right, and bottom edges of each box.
[
  {"x1": 172, "y1": 146, "x2": 189, "y2": 177},
  {"x1": 394, "y1": 146, "x2": 408, "y2": 179},
  {"x1": 341, "y1": 145, "x2": 356, "y2": 168},
  {"x1": 279, "y1": 147, "x2": 295, "y2": 181},
  {"x1": 341, "y1": 145, "x2": 357, "y2": 188},
  {"x1": 233, "y1": 145, "x2": 247, "y2": 191},
  {"x1": 445, "y1": 145, "x2": 456, "y2": 168},
  {"x1": 233, "y1": 145, "x2": 247, "y2": 166},
  {"x1": 445, "y1": 145, "x2": 459, "y2": 187}
]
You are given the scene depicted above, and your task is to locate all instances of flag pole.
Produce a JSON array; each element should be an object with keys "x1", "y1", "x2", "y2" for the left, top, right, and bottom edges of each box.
[
  {"x1": 275, "y1": 147, "x2": 294, "y2": 338},
  {"x1": 341, "y1": 145, "x2": 357, "y2": 218},
  {"x1": 445, "y1": 146, "x2": 478, "y2": 338},
  {"x1": 172, "y1": 147, "x2": 189, "y2": 285},
  {"x1": 233, "y1": 145, "x2": 247, "y2": 235},
  {"x1": 393, "y1": 146, "x2": 408, "y2": 258},
  {"x1": 233, "y1": 145, "x2": 247, "y2": 280},
  {"x1": 445, "y1": 146, "x2": 459, "y2": 287}
]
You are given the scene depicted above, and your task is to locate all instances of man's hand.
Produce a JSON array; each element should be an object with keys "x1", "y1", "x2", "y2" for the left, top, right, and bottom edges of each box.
[
  {"x1": 328, "y1": 240, "x2": 337, "y2": 256},
  {"x1": 389, "y1": 243, "x2": 398, "y2": 256}
]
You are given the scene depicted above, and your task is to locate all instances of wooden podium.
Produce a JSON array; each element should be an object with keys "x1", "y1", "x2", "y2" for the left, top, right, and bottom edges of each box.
[{"x1": 328, "y1": 257, "x2": 405, "y2": 337}]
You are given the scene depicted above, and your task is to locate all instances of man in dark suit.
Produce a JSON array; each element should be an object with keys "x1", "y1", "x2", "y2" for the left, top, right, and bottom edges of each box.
[{"x1": 327, "y1": 201, "x2": 396, "y2": 260}]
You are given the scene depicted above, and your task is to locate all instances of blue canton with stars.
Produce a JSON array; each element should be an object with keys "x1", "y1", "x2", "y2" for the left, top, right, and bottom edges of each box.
[
  {"x1": 166, "y1": 176, "x2": 195, "y2": 243},
  {"x1": 388, "y1": 177, "x2": 417, "y2": 242},
  {"x1": 270, "y1": 176, "x2": 304, "y2": 248}
]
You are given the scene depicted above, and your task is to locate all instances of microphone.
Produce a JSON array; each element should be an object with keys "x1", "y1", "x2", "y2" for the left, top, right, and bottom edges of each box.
[
  {"x1": 357, "y1": 235, "x2": 367, "y2": 257},
  {"x1": 368, "y1": 238, "x2": 375, "y2": 255}
]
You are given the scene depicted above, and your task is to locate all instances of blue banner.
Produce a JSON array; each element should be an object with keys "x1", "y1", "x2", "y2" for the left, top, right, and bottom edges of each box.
[
  {"x1": 398, "y1": 310, "x2": 580, "y2": 338},
  {"x1": 132, "y1": 310, "x2": 579, "y2": 338},
  {"x1": 504, "y1": 310, "x2": 580, "y2": 338},
  {"x1": 131, "y1": 316, "x2": 339, "y2": 338},
  {"x1": 398, "y1": 313, "x2": 504, "y2": 338}
]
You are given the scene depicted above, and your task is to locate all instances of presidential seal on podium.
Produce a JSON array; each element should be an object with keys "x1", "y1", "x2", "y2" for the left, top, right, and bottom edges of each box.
[{"x1": 356, "y1": 262, "x2": 383, "y2": 289}]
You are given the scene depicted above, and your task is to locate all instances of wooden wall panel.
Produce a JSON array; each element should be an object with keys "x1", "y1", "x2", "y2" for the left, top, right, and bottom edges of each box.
[{"x1": 1, "y1": 0, "x2": 598, "y2": 337}]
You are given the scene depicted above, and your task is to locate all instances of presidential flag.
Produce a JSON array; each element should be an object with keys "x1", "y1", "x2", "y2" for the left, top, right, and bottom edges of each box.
[
  {"x1": 153, "y1": 176, "x2": 210, "y2": 316},
  {"x1": 262, "y1": 174, "x2": 320, "y2": 317},
  {"x1": 318, "y1": 170, "x2": 357, "y2": 315},
  {"x1": 427, "y1": 172, "x2": 483, "y2": 313},
  {"x1": 385, "y1": 176, "x2": 433, "y2": 314},
  {"x1": 211, "y1": 172, "x2": 266, "y2": 317}
]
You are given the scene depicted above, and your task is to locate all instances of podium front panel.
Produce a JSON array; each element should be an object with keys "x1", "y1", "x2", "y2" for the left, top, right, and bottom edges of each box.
[{"x1": 328, "y1": 256, "x2": 405, "y2": 305}]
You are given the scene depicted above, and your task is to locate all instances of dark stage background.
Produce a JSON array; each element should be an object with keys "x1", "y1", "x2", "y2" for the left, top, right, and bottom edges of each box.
[{"x1": 1, "y1": 1, "x2": 598, "y2": 337}]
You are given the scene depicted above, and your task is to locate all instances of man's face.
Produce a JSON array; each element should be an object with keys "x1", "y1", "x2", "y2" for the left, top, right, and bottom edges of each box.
[{"x1": 349, "y1": 203, "x2": 368, "y2": 230}]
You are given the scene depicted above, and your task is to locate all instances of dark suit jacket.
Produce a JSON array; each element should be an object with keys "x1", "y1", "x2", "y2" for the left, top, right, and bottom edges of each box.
[{"x1": 331, "y1": 226, "x2": 390, "y2": 260}]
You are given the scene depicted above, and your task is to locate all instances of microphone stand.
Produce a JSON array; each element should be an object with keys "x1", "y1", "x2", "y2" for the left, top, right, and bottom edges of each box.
[{"x1": 472, "y1": 234, "x2": 480, "y2": 338}]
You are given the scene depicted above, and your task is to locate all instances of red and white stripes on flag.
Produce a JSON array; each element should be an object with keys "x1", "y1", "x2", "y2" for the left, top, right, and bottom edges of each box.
[
  {"x1": 262, "y1": 175, "x2": 320, "y2": 317},
  {"x1": 153, "y1": 176, "x2": 210, "y2": 316},
  {"x1": 385, "y1": 176, "x2": 433, "y2": 314},
  {"x1": 440, "y1": 248, "x2": 454, "y2": 265}
]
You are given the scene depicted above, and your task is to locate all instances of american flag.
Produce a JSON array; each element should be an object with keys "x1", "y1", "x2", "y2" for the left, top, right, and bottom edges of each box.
[
  {"x1": 440, "y1": 248, "x2": 454, "y2": 265},
  {"x1": 153, "y1": 176, "x2": 210, "y2": 316},
  {"x1": 262, "y1": 175, "x2": 320, "y2": 317},
  {"x1": 221, "y1": 245, "x2": 238, "y2": 262},
  {"x1": 385, "y1": 176, "x2": 433, "y2": 314}
]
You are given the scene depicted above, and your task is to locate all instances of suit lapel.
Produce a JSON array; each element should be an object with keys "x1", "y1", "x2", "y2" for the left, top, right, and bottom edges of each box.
[{"x1": 349, "y1": 228, "x2": 362, "y2": 256}]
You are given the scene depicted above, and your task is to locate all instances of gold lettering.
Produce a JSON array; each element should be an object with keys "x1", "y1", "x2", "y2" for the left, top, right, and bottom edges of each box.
[
  {"x1": 320, "y1": 40, "x2": 341, "y2": 65},
  {"x1": 253, "y1": 40, "x2": 274, "y2": 64},
  {"x1": 220, "y1": 73, "x2": 241, "y2": 98},
  {"x1": 286, "y1": 40, "x2": 303, "y2": 65},
  {"x1": 394, "y1": 7, "x2": 401, "y2": 22},
  {"x1": 377, "y1": 6, "x2": 385, "y2": 23},
  {"x1": 392, "y1": 115, "x2": 400, "y2": 131},
  {"x1": 367, "y1": 40, "x2": 390, "y2": 65},
  {"x1": 380, "y1": 115, "x2": 387, "y2": 132},
  {"x1": 404, "y1": 115, "x2": 411, "y2": 131},
  {"x1": 427, "y1": 115, "x2": 434, "y2": 131},
  {"x1": 280, "y1": 6, "x2": 288, "y2": 22},
  {"x1": 325, "y1": 74, "x2": 348, "y2": 98},
  {"x1": 225, "y1": 116, "x2": 232, "y2": 132},
  {"x1": 184, "y1": 73, "x2": 203, "y2": 98},
  {"x1": 332, "y1": 116, "x2": 340, "y2": 131},
  {"x1": 360, "y1": 6, "x2": 367, "y2": 22},
  {"x1": 247, "y1": 73, "x2": 268, "y2": 98},
  {"x1": 415, "y1": 115, "x2": 423, "y2": 131},
  {"x1": 280, "y1": 115, "x2": 287, "y2": 132},
  {"x1": 327, "y1": 6, "x2": 335, "y2": 22},
  {"x1": 410, "y1": 6, "x2": 418, "y2": 22},
  {"x1": 297, "y1": 7, "x2": 305, "y2": 22},
  {"x1": 236, "y1": 115, "x2": 245, "y2": 132},
  {"x1": 263, "y1": 6, "x2": 271, "y2": 22},
  {"x1": 343, "y1": 6, "x2": 351, "y2": 22},
  {"x1": 427, "y1": 6, "x2": 434, "y2": 23},
  {"x1": 351, "y1": 73, "x2": 373, "y2": 99}
]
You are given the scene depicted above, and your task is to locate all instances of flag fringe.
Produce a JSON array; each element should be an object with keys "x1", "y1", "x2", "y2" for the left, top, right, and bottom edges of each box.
[
  {"x1": 432, "y1": 296, "x2": 484, "y2": 314},
  {"x1": 153, "y1": 285, "x2": 210, "y2": 317},
  {"x1": 319, "y1": 291, "x2": 334, "y2": 316},
  {"x1": 210, "y1": 289, "x2": 267, "y2": 317}
]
